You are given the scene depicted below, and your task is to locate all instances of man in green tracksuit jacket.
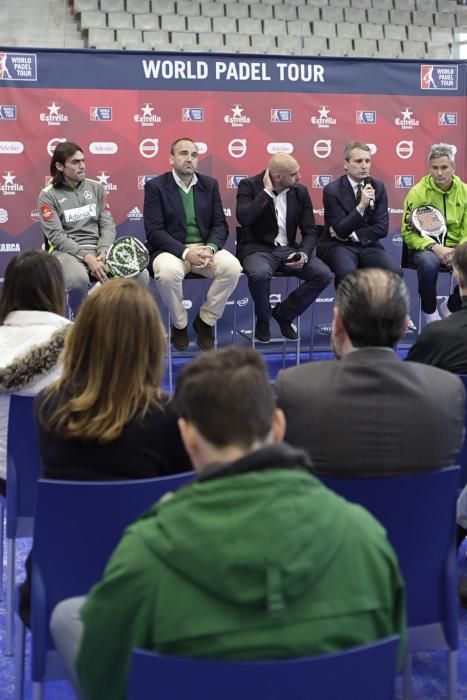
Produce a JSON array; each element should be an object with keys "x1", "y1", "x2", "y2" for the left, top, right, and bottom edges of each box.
[
  {"x1": 51, "y1": 347, "x2": 406, "y2": 700},
  {"x1": 401, "y1": 142, "x2": 467, "y2": 324}
]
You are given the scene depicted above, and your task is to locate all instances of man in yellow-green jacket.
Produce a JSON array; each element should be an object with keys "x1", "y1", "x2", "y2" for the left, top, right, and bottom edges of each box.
[
  {"x1": 50, "y1": 347, "x2": 406, "y2": 700},
  {"x1": 401, "y1": 142, "x2": 467, "y2": 324}
]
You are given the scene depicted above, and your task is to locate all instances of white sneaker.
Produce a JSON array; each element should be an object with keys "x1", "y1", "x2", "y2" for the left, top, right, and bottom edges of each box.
[
  {"x1": 439, "y1": 298, "x2": 451, "y2": 319},
  {"x1": 424, "y1": 309, "x2": 441, "y2": 324},
  {"x1": 407, "y1": 318, "x2": 417, "y2": 332}
]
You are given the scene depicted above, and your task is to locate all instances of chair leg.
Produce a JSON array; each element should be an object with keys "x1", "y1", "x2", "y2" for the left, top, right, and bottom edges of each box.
[
  {"x1": 167, "y1": 313, "x2": 173, "y2": 394},
  {"x1": 5, "y1": 537, "x2": 16, "y2": 655},
  {"x1": 402, "y1": 652, "x2": 413, "y2": 700},
  {"x1": 14, "y1": 617, "x2": 25, "y2": 700},
  {"x1": 0, "y1": 499, "x2": 4, "y2": 601},
  {"x1": 32, "y1": 683, "x2": 44, "y2": 700},
  {"x1": 447, "y1": 650, "x2": 458, "y2": 700},
  {"x1": 309, "y1": 303, "x2": 315, "y2": 362}
]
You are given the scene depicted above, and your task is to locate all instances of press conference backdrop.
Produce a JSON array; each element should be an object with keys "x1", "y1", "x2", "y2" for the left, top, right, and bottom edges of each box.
[{"x1": 0, "y1": 49, "x2": 464, "y2": 348}]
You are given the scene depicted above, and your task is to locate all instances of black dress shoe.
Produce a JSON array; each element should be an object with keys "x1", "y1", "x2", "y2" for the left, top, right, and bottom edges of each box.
[
  {"x1": 171, "y1": 325, "x2": 189, "y2": 351},
  {"x1": 255, "y1": 320, "x2": 271, "y2": 343},
  {"x1": 272, "y1": 305, "x2": 298, "y2": 340},
  {"x1": 193, "y1": 313, "x2": 215, "y2": 351}
]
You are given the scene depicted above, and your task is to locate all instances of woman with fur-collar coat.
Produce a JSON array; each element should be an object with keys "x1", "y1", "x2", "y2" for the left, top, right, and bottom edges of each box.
[{"x1": 0, "y1": 251, "x2": 70, "y2": 490}]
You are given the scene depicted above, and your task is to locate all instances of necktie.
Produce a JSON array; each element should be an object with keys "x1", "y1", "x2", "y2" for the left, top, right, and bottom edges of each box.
[{"x1": 355, "y1": 183, "x2": 362, "y2": 205}]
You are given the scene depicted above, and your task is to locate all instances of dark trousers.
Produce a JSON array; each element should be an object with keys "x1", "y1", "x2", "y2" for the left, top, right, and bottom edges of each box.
[
  {"x1": 242, "y1": 247, "x2": 333, "y2": 322},
  {"x1": 320, "y1": 243, "x2": 401, "y2": 288},
  {"x1": 410, "y1": 250, "x2": 461, "y2": 314}
]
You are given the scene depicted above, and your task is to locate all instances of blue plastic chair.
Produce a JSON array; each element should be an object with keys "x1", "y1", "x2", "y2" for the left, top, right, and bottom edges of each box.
[
  {"x1": 14, "y1": 471, "x2": 194, "y2": 700},
  {"x1": 126, "y1": 635, "x2": 400, "y2": 700},
  {"x1": 456, "y1": 375, "x2": 467, "y2": 488},
  {"x1": 4, "y1": 395, "x2": 41, "y2": 656},
  {"x1": 319, "y1": 466, "x2": 460, "y2": 700}
]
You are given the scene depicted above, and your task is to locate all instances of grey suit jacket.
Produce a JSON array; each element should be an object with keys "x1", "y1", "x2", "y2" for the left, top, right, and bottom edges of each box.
[{"x1": 275, "y1": 347, "x2": 465, "y2": 476}]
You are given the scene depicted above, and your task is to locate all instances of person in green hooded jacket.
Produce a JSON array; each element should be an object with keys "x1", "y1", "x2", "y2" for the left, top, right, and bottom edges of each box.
[
  {"x1": 51, "y1": 346, "x2": 406, "y2": 700},
  {"x1": 401, "y1": 142, "x2": 467, "y2": 324}
]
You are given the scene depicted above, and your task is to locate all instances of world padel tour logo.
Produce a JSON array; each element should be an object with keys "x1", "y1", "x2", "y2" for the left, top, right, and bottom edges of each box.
[
  {"x1": 90, "y1": 107, "x2": 112, "y2": 121},
  {"x1": 0, "y1": 105, "x2": 16, "y2": 120},
  {"x1": 421, "y1": 65, "x2": 458, "y2": 90},
  {"x1": 395, "y1": 175, "x2": 414, "y2": 188},
  {"x1": 438, "y1": 112, "x2": 457, "y2": 126},
  {"x1": 312, "y1": 175, "x2": 332, "y2": 188},
  {"x1": 182, "y1": 108, "x2": 204, "y2": 122},
  {"x1": 137, "y1": 175, "x2": 157, "y2": 189},
  {"x1": 271, "y1": 109, "x2": 292, "y2": 123},
  {"x1": 356, "y1": 111, "x2": 376, "y2": 125},
  {"x1": 226, "y1": 175, "x2": 247, "y2": 188},
  {"x1": 0, "y1": 53, "x2": 37, "y2": 81}
]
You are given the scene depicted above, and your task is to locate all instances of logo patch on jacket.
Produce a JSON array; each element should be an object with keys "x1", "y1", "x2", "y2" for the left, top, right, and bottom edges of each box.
[
  {"x1": 64, "y1": 204, "x2": 97, "y2": 223},
  {"x1": 40, "y1": 203, "x2": 53, "y2": 221}
]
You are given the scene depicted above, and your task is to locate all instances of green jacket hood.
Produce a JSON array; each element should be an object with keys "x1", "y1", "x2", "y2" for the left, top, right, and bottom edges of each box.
[{"x1": 136, "y1": 444, "x2": 354, "y2": 616}]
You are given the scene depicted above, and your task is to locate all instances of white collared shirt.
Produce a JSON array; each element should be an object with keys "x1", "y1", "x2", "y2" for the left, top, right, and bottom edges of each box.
[
  {"x1": 172, "y1": 169, "x2": 198, "y2": 193},
  {"x1": 265, "y1": 188, "x2": 289, "y2": 246},
  {"x1": 346, "y1": 175, "x2": 363, "y2": 242}
]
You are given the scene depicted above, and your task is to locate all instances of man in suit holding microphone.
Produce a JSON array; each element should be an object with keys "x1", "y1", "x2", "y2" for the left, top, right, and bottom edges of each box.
[{"x1": 318, "y1": 141, "x2": 400, "y2": 286}]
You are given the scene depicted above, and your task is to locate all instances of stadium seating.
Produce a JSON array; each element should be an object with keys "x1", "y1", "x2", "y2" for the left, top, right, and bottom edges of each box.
[{"x1": 2, "y1": 0, "x2": 466, "y2": 59}]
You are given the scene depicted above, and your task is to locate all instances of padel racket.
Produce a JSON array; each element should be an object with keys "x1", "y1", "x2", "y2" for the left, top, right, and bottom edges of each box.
[
  {"x1": 106, "y1": 236, "x2": 149, "y2": 278},
  {"x1": 410, "y1": 205, "x2": 447, "y2": 246}
]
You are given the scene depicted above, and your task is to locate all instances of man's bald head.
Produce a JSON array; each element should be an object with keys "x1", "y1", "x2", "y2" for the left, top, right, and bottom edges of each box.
[{"x1": 267, "y1": 153, "x2": 301, "y2": 192}]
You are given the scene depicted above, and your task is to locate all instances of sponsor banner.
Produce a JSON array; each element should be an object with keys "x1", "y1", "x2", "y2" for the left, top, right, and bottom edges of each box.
[{"x1": 0, "y1": 49, "x2": 463, "y2": 94}]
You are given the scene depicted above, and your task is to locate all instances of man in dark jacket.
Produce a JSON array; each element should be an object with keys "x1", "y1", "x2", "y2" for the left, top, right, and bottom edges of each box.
[
  {"x1": 236, "y1": 153, "x2": 332, "y2": 342},
  {"x1": 318, "y1": 141, "x2": 400, "y2": 287},
  {"x1": 144, "y1": 138, "x2": 241, "y2": 351},
  {"x1": 406, "y1": 241, "x2": 467, "y2": 373}
]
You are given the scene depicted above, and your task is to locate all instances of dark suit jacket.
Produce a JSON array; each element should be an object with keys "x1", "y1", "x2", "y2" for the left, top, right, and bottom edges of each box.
[
  {"x1": 236, "y1": 171, "x2": 317, "y2": 262},
  {"x1": 144, "y1": 171, "x2": 228, "y2": 267},
  {"x1": 318, "y1": 175, "x2": 389, "y2": 254},
  {"x1": 275, "y1": 347, "x2": 464, "y2": 476},
  {"x1": 406, "y1": 300, "x2": 467, "y2": 373}
]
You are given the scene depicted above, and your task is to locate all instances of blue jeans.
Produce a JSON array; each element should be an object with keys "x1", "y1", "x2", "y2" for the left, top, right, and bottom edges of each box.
[{"x1": 410, "y1": 250, "x2": 459, "y2": 314}]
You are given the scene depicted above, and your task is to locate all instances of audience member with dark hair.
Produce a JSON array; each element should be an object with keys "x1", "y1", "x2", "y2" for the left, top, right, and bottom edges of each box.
[
  {"x1": 50, "y1": 346, "x2": 405, "y2": 700},
  {"x1": 406, "y1": 241, "x2": 467, "y2": 373},
  {"x1": 276, "y1": 268, "x2": 465, "y2": 475},
  {"x1": 36, "y1": 277, "x2": 191, "y2": 479},
  {"x1": 0, "y1": 250, "x2": 70, "y2": 495}
]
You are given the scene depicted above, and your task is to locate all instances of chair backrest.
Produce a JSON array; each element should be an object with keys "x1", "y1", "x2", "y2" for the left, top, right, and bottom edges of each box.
[
  {"x1": 31, "y1": 471, "x2": 194, "y2": 680},
  {"x1": 319, "y1": 466, "x2": 460, "y2": 650},
  {"x1": 126, "y1": 636, "x2": 400, "y2": 700},
  {"x1": 456, "y1": 374, "x2": 467, "y2": 488},
  {"x1": 6, "y1": 395, "x2": 41, "y2": 539}
]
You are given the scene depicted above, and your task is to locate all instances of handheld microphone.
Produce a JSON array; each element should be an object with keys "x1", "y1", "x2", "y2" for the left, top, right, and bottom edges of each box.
[{"x1": 363, "y1": 176, "x2": 374, "y2": 210}]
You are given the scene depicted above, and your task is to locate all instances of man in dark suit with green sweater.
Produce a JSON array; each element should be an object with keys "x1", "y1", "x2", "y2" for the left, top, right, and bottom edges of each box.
[{"x1": 144, "y1": 138, "x2": 241, "y2": 351}]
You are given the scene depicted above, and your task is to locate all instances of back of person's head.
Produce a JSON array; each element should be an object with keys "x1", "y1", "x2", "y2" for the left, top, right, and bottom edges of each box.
[
  {"x1": 175, "y1": 346, "x2": 276, "y2": 450},
  {"x1": 335, "y1": 268, "x2": 409, "y2": 348},
  {"x1": 452, "y1": 242, "x2": 467, "y2": 291},
  {"x1": 50, "y1": 141, "x2": 83, "y2": 186},
  {"x1": 0, "y1": 250, "x2": 65, "y2": 324},
  {"x1": 428, "y1": 142, "x2": 455, "y2": 165},
  {"x1": 39, "y1": 278, "x2": 166, "y2": 442}
]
